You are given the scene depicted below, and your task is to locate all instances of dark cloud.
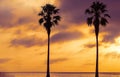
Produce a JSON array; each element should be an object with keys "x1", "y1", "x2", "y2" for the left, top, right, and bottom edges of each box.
[
  {"x1": 51, "y1": 31, "x2": 82, "y2": 43},
  {"x1": 100, "y1": 0, "x2": 120, "y2": 24},
  {"x1": 101, "y1": 24, "x2": 120, "y2": 43},
  {"x1": 60, "y1": 0, "x2": 120, "y2": 24},
  {"x1": 10, "y1": 37, "x2": 46, "y2": 47},
  {"x1": 84, "y1": 43, "x2": 103, "y2": 48},
  {"x1": 100, "y1": 0, "x2": 120, "y2": 43},
  {"x1": 60, "y1": 0, "x2": 120, "y2": 43},
  {"x1": 0, "y1": 58, "x2": 11, "y2": 63},
  {"x1": 0, "y1": 6, "x2": 35, "y2": 29},
  {"x1": 0, "y1": 8, "x2": 14, "y2": 28},
  {"x1": 60, "y1": 0, "x2": 92, "y2": 24},
  {"x1": 47, "y1": 58, "x2": 68, "y2": 64},
  {"x1": 53, "y1": 25, "x2": 69, "y2": 32},
  {"x1": 39, "y1": 52, "x2": 46, "y2": 55},
  {"x1": 14, "y1": 30, "x2": 22, "y2": 35},
  {"x1": 104, "y1": 52, "x2": 120, "y2": 59},
  {"x1": 17, "y1": 17, "x2": 33, "y2": 25},
  {"x1": 84, "y1": 44, "x2": 96, "y2": 48},
  {"x1": 10, "y1": 31, "x2": 82, "y2": 47}
]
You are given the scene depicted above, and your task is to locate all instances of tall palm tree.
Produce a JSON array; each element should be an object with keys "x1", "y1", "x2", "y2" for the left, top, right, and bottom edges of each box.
[
  {"x1": 38, "y1": 4, "x2": 61, "y2": 77},
  {"x1": 85, "y1": 1, "x2": 110, "y2": 77}
]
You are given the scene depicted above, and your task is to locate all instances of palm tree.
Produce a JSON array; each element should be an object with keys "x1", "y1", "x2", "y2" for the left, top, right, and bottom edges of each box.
[
  {"x1": 38, "y1": 4, "x2": 61, "y2": 77},
  {"x1": 85, "y1": 1, "x2": 110, "y2": 77}
]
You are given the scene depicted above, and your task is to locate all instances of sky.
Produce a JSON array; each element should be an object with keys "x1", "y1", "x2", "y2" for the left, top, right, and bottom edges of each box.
[{"x1": 0, "y1": 0, "x2": 120, "y2": 72}]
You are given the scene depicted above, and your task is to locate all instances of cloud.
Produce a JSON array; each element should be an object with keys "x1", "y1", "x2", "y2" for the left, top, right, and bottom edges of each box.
[
  {"x1": 10, "y1": 36, "x2": 46, "y2": 47},
  {"x1": 101, "y1": 0, "x2": 120, "y2": 24},
  {"x1": 17, "y1": 17, "x2": 33, "y2": 25},
  {"x1": 10, "y1": 31, "x2": 82, "y2": 47},
  {"x1": 0, "y1": 7, "x2": 14, "y2": 28},
  {"x1": 60, "y1": 0, "x2": 94, "y2": 24},
  {"x1": 38, "y1": 52, "x2": 46, "y2": 55},
  {"x1": 49, "y1": 58, "x2": 68, "y2": 64},
  {"x1": 102, "y1": 24, "x2": 120, "y2": 43},
  {"x1": 104, "y1": 52, "x2": 120, "y2": 59},
  {"x1": 0, "y1": 0, "x2": 37, "y2": 29},
  {"x1": 83, "y1": 63, "x2": 95, "y2": 66},
  {"x1": 0, "y1": 58, "x2": 11, "y2": 63},
  {"x1": 51, "y1": 31, "x2": 82, "y2": 43},
  {"x1": 84, "y1": 44, "x2": 96, "y2": 48},
  {"x1": 60, "y1": 0, "x2": 120, "y2": 44},
  {"x1": 0, "y1": 8, "x2": 34, "y2": 29}
]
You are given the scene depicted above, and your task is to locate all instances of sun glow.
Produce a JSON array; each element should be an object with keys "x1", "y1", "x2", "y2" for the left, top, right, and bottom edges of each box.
[
  {"x1": 15, "y1": 0, "x2": 56, "y2": 8},
  {"x1": 115, "y1": 37, "x2": 120, "y2": 44}
]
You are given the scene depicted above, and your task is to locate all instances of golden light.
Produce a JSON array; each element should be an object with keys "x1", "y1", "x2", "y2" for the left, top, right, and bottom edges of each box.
[{"x1": 115, "y1": 36, "x2": 120, "y2": 44}]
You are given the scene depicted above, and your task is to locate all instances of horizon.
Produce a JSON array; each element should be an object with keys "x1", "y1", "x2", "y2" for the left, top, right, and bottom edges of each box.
[
  {"x1": 1, "y1": 72, "x2": 120, "y2": 73},
  {"x1": 0, "y1": 0, "x2": 120, "y2": 72}
]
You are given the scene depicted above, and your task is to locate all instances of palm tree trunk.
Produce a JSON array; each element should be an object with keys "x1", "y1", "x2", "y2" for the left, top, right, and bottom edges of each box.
[
  {"x1": 95, "y1": 35, "x2": 99, "y2": 77},
  {"x1": 46, "y1": 33, "x2": 50, "y2": 77}
]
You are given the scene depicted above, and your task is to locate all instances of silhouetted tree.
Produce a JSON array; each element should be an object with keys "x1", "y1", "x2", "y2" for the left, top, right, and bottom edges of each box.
[
  {"x1": 38, "y1": 4, "x2": 61, "y2": 77},
  {"x1": 85, "y1": 1, "x2": 110, "y2": 77}
]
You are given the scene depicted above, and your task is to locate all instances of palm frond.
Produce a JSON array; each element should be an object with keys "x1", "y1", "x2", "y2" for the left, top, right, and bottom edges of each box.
[
  {"x1": 51, "y1": 22, "x2": 55, "y2": 26},
  {"x1": 87, "y1": 17, "x2": 93, "y2": 26},
  {"x1": 39, "y1": 18, "x2": 44, "y2": 25},
  {"x1": 42, "y1": 6, "x2": 47, "y2": 12},
  {"x1": 85, "y1": 9, "x2": 92, "y2": 14},
  {"x1": 104, "y1": 14, "x2": 111, "y2": 18},
  {"x1": 101, "y1": 4, "x2": 106, "y2": 10},
  {"x1": 53, "y1": 16, "x2": 61, "y2": 21},
  {"x1": 91, "y1": 2, "x2": 95, "y2": 9},
  {"x1": 101, "y1": 17, "x2": 108, "y2": 26},
  {"x1": 53, "y1": 20, "x2": 58, "y2": 25},
  {"x1": 101, "y1": 9, "x2": 108, "y2": 13},
  {"x1": 53, "y1": 9, "x2": 59, "y2": 14},
  {"x1": 46, "y1": 4, "x2": 56, "y2": 14},
  {"x1": 38, "y1": 11, "x2": 44, "y2": 16},
  {"x1": 43, "y1": 22, "x2": 47, "y2": 28}
]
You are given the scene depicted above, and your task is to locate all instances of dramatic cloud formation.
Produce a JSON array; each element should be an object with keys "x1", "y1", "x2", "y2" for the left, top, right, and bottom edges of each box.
[{"x1": 60, "y1": 0, "x2": 120, "y2": 43}]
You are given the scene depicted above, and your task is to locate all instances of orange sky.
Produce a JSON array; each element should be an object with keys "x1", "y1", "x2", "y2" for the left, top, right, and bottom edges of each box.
[{"x1": 0, "y1": 0, "x2": 120, "y2": 72}]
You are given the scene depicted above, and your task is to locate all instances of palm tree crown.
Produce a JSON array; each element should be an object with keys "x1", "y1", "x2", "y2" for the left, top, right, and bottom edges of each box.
[
  {"x1": 85, "y1": 1, "x2": 110, "y2": 35},
  {"x1": 38, "y1": 4, "x2": 61, "y2": 35}
]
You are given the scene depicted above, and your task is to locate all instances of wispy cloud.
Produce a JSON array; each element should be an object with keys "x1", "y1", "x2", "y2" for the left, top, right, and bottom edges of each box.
[
  {"x1": 84, "y1": 44, "x2": 96, "y2": 48},
  {"x1": 51, "y1": 31, "x2": 83, "y2": 43},
  {"x1": 49, "y1": 58, "x2": 68, "y2": 64},
  {"x1": 83, "y1": 63, "x2": 95, "y2": 66},
  {"x1": 0, "y1": 58, "x2": 11, "y2": 63},
  {"x1": 10, "y1": 36, "x2": 46, "y2": 47},
  {"x1": 104, "y1": 52, "x2": 120, "y2": 59}
]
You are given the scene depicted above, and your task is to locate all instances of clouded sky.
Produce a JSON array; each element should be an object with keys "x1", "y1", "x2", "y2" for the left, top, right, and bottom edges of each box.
[{"x1": 0, "y1": 0, "x2": 120, "y2": 72}]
